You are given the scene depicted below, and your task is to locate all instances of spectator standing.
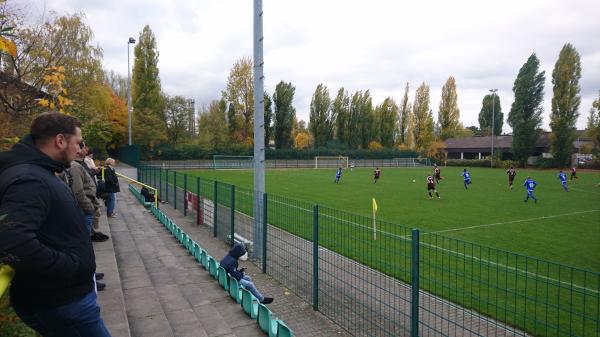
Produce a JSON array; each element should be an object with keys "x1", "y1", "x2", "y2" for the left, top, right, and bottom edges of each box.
[
  {"x1": 104, "y1": 158, "x2": 120, "y2": 217},
  {"x1": 0, "y1": 113, "x2": 111, "y2": 337}
]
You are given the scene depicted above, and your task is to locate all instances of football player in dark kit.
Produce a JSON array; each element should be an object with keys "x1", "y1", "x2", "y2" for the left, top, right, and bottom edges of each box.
[
  {"x1": 427, "y1": 174, "x2": 440, "y2": 199},
  {"x1": 506, "y1": 166, "x2": 517, "y2": 190},
  {"x1": 373, "y1": 167, "x2": 381, "y2": 183},
  {"x1": 433, "y1": 164, "x2": 443, "y2": 184}
]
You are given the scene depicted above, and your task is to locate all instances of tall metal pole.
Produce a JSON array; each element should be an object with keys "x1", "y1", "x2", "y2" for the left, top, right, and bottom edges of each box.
[
  {"x1": 127, "y1": 38, "x2": 136, "y2": 145},
  {"x1": 489, "y1": 89, "x2": 497, "y2": 168},
  {"x1": 252, "y1": 0, "x2": 266, "y2": 260}
]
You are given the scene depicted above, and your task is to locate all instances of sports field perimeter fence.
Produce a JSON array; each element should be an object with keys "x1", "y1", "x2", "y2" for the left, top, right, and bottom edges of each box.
[
  {"x1": 138, "y1": 165, "x2": 599, "y2": 337},
  {"x1": 141, "y1": 158, "x2": 431, "y2": 169}
]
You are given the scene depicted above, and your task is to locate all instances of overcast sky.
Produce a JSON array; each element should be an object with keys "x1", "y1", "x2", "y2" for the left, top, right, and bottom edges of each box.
[{"x1": 22, "y1": 0, "x2": 600, "y2": 133}]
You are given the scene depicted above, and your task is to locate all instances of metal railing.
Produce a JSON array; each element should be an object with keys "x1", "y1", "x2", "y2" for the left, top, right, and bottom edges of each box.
[{"x1": 138, "y1": 165, "x2": 600, "y2": 337}]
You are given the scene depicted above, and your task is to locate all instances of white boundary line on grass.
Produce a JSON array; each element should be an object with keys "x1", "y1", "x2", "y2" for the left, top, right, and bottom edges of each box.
[
  {"x1": 570, "y1": 187, "x2": 600, "y2": 195},
  {"x1": 433, "y1": 209, "x2": 600, "y2": 234}
]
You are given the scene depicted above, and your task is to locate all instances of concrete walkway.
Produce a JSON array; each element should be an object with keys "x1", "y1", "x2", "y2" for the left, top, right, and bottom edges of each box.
[{"x1": 100, "y1": 177, "x2": 348, "y2": 337}]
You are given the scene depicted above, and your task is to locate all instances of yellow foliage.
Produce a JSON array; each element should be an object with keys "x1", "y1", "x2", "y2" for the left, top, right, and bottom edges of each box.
[
  {"x1": 294, "y1": 132, "x2": 312, "y2": 149},
  {"x1": 368, "y1": 140, "x2": 383, "y2": 150},
  {"x1": 0, "y1": 36, "x2": 16, "y2": 58}
]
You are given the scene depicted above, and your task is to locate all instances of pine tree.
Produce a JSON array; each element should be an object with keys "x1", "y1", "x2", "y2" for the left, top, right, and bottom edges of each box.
[
  {"x1": 437, "y1": 76, "x2": 461, "y2": 140},
  {"x1": 348, "y1": 91, "x2": 363, "y2": 149},
  {"x1": 550, "y1": 43, "x2": 582, "y2": 166},
  {"x1": 132, "y1": 25, "x2": 167, "y2": 147},
  {"x1": 273, "y1": 81, "x2": 296, "y2": 149},
  {"x1": 508, "y1": 53, "x2": 546, "y2": 166},
  {"x1": 412, "y1": 83, "x2": 434, "y2": 154},
  {"x1": 398, "y1": 82, "x2": 411, "y2": 145},
  {"x1": 359, "y1": 90, "x2": 374, "y2": 149},
  {"x1": 478, "y1": 94, "x2": 503, "y2": 136},
  {"x1": 309, "y1": 84, "x2": 332, "y2": 147}
]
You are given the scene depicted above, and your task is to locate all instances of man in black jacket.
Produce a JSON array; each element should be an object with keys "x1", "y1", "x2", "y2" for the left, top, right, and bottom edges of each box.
[{"x1": 0, "y1": 113, "x2": 111, "y2": 337}]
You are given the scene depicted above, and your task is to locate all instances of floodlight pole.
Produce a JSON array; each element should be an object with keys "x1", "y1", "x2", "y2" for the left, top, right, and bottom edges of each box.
[
  {"x1": 489, "y1": 89, "x2": 498, "y2": 168},
  {"x1": 127, "y1": 37, "x2": 136, "y2": 146},
  {"x1": 252, "y1": 0, "x2": 266, "y2": 259}
]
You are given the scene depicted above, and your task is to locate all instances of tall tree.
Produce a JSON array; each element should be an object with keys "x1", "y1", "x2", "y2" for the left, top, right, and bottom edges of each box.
[
  {"x1": 550, "y1": 43, "x2": 582, "y2": 166},
  {"x1": 222, "y1": 57, "x2": 253, "y2": 142},
  {"x1": 197, "y1": 100, "x2": 229, "y2": 151},
  {"x1": 375, "y1": 97, "x2": 399, "y2": 147},
  {"x1": 587, "y1": 92, "x2": 600, "y2": 151},
  {"x1": 132, "y1": 25, "x2": 166, "y2": 147},
  {"x1": 359, "y1": 90, "x2": 374, "y2": 149},
  {"x1": 508, "y1": 53, "x2": 546, "y2": 166},
  {"x1": 273, "y1": 81, "x2": 296, "y2": 149},
  {"x1": 347, "y1": 91, "x2": 363, "y2": 149},
  {"x1": 398, "y1": 82, "x2": 411, "y2": 145},
  {"x1": 309, "y1": 83, "x2": 333, "y2": 147},
  {"x1": 478, "y1": 94, "x2": 503, "y2": 136},
  {"x1": 164, "y1": 95, "x2": 192, "y2": 144},
  {"x1": 412, "y1": 83, "x2": 434, "y2": 154},
  {"x1": 437, "y1": 76, "x2": 461, "y2": 140},
  {"x1": 264, "y1": 91, "x2": 273, "y2": 147},
  {"x1": 333, "y1": 87, "x2": 350, "y2": 145},
  {"x1": 225, "y1": 101, "x2": 242, "y2": 142}
]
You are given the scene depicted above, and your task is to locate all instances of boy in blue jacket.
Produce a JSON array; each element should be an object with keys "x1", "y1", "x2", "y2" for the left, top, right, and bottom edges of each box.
[{"x1": 220, "y1": 243, "x2": 273, "y2": 304}]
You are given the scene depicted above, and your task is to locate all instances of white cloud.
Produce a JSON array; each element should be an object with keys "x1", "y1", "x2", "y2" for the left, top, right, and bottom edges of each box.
[{"x1": 19, "y1": 0, "x2": 600, "y2": 132}]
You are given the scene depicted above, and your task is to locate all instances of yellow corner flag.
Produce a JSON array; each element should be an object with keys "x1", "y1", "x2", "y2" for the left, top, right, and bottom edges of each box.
[
  {"x1": 372, "y1": 198, "x2": 378, "y2": 213},
  {"x1": 372, "y1": 198, "x2": 378, "y2": 240}
]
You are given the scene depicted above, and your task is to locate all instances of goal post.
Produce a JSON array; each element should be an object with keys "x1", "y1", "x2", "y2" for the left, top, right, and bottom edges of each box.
[
  {"x1": 314, "y1": 156, "x2": 349, "y2": 169},
  {"x1": 213, "y1": 155, "x2": 254, "y2": 169}
]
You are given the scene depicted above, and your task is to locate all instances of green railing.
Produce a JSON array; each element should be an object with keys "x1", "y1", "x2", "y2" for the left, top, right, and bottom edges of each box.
[{"x1": 138, "y1": 165, "x2": 600, "y2": 337}]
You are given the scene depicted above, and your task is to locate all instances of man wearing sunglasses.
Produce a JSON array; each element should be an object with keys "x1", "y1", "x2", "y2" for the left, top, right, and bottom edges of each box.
[{"x1": 0, "y1": 113, "x2": 111, "y2": 336}]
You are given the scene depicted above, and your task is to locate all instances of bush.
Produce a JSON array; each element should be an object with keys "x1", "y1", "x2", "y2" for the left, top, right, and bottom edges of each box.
[
  {"x1": 579, "y1": 158, "x2": 600, "y2": 169},
  {"x1": 532, "y1": 157, "x2": 556, "y2": 169}
]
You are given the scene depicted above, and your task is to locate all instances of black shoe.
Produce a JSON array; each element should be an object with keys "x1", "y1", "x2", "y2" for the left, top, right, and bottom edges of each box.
[
  {"x1": 96, "y1": 282, "x2": 106, "y2": 291},
  {"x1": 91, "y1": 233, "x2": 109, "y2": 242},
  {"x1": 95, "y1": 272, "x2": 104, "y2": 280},
  {"x1": 260, "y1": 297, "x2": 273, "y2": 304}
]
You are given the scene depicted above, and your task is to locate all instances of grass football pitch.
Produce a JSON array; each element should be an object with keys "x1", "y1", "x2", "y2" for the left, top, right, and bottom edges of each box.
[{"x1": 182, "y1": 166, "x2": 599, "y2": 272}]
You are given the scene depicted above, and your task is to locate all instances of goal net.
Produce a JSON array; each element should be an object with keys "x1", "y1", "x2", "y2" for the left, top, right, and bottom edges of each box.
[
  {"x1": 392, "y1": 158, "x2": 432, "y2": 167},
  {"x1": 213, "y1": 155, "x2": 253, "y2": 169},
  {"x1": 314, "y1": 156, "x2": 349, "y2": 169}
]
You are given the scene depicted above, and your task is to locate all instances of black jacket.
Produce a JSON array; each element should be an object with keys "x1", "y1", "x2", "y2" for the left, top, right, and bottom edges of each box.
[
  {"x1": 219, "y1": 243, "x2": 246, "y2": 281},
  {"x1": 0, "y1": 136, "x2": 95, "y2": 314},
  {"x1": 104, "y1": 166, "x2": 120, "y2": 193}
]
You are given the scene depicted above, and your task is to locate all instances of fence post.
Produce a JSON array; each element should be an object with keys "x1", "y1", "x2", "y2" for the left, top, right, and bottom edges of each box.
[
  {"x1": 213, "y1": 181, "x2": 218, "y2": 237},
  {"x1": 159, "y1": 168, "x2": 163, "y2": 201},
  {"x1": 165, "y1": 169, "x2": 169, "y2": 203},
  {"x1": 411, "y1": 229, "x2": 420, "y2": 337},
  {"x1": 183, "y1": 174, "x2": 188, "y2": 216},
  {"x1": 230, "y1": 185, "x2": 235, "y2": 246},
  {"x1": 262, "y1": 193, "x2": 267, "y2": 273},
  {"x1": 312, "y1": 204, "x2": 319, "y2": 311},
  {"x1": 196, "y1": 177, "x2": 201, "y2": 225},
  {"x1": 173, "y1": 172, "x2": 177, "y2": 210}
]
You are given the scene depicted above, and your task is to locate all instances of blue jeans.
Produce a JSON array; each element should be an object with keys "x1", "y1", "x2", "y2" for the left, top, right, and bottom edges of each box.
[
  {"x1": 107, "y1": 193, "x2": 116, "y2": 216},
  {"x1": 85, "y1": 213, "x2": 94, "y2": 235},
  {"x1": 240, "y1": 276, "x2": 264, "y2": 302},
  {"x1": 15, "y1": 291, "x2": 111, "y2": 337}
]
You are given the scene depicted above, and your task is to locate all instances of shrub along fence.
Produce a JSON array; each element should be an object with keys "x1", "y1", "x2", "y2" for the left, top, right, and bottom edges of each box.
[{"x1": 138, "y1": 165, "x2": 600, "y2": 337}]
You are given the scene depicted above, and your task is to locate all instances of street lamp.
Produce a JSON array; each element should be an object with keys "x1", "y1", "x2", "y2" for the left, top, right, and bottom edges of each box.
[
  {"x1": 489, "y1": 89, "x2": 498, "y2": 168},
  {"x1": 127, "y1": 37, "x2": 136, "y2": 146}
]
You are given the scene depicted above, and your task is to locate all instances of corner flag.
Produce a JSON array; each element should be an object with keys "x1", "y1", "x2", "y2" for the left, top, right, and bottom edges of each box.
[{"x1": 372, "y1": 198, "x2": 378, "y2": 240}]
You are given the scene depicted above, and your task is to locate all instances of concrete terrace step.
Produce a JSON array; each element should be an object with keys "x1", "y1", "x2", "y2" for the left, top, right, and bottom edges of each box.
[{"x1": 109, "y1": 179, "x2": 264, "y2": 337}]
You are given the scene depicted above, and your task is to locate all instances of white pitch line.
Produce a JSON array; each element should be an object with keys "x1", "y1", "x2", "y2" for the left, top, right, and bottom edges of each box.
[
  {"x1": 570, "y1": 187, "x2": 600, "y2": 195},
  {"x1": 433, "y1": 209, "x2": 600, "y2": 234}
]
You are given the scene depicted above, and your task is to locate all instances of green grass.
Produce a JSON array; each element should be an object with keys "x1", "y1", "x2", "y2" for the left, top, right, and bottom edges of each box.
[
  {"x1": 177, "y1": 167, "x2": 600, "y2": 271},
  {"x1": 148, "y1": 166, "x2": 600, "y2": 336},
  {"x1": 0, "y1": 295, "x2": 38, "y2": 337}
]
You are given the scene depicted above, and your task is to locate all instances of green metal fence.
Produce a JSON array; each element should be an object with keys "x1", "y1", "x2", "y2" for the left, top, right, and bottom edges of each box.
[{"x1": 139, "y1": 165, "x2": 600, "y2": 337}]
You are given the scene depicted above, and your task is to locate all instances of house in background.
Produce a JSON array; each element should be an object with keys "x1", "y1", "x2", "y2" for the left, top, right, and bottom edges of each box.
[{"x1": 444, "y1": 131, "x2": 593, "y2": 164}]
